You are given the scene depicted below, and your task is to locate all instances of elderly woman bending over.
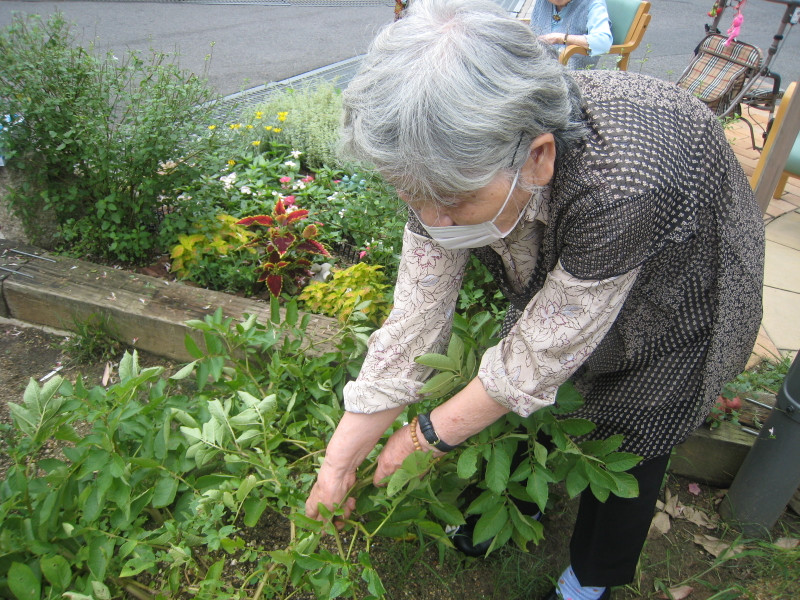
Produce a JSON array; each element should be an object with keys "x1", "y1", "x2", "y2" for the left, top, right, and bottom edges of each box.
[{"x1": 305, "y1": 1, "x2": 764, "y2": 599}]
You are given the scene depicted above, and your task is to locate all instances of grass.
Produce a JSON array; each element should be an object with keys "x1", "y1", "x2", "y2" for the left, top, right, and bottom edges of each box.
[{"x1": 60, "y1": 312, "x2": 124, "y2": 365}]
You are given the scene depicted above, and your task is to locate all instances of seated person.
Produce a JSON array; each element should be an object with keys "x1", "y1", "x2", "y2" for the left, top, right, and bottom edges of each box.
[{"x1": 530, "y1": 0, "x2": 613, "y2": 69}]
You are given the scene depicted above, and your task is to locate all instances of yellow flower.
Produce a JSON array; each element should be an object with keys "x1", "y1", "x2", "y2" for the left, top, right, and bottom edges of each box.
[
  {"x1": 264, "y1": 125, "x2": 273, "y2": 131},
  {"x1": 227, "y1": 159, "x2": 236, "y2": 167},
  {"x1": 252, "y1": 140, "x2": 261, "y2": 146},
  {"x1": 229, "y1": 123, "x2": 242, "y2": 130},
  {"x1": 208, "y1": 125, "x2": 216, "y2": 130},
  {"x1": 246, "y1": 124, "x2": 254, "y2": 129},
  {"x1": 277, "y1": 111, "x2": 288, "y2": 122},
  {"x1": 255, "y1": 111, "x2": 264, "y2": 119},
  {"x1": 273, "y1": 128, "x2": 282, "y2": 133}
]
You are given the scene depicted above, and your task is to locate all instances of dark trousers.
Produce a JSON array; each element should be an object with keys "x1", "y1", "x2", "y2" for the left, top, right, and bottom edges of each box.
[{"x1": 570, "y1": 453, "x2": 671, "y2": 587}]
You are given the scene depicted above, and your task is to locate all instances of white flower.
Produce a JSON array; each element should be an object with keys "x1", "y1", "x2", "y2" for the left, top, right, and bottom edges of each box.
[
  {"x1": 292, "y1": 181, "x2": 306, "y2": 190},
  {"x1": 338, "y1": 208, "x2": 346, "y2": 217},
  {"x1": 290, "y1": 150, "x2": 303, "y2": 159},
  {"x1": 220, "y1": 172, "x2": 237, "y2": 190},
  {"x1": 240, "y1": 186, "x2": 252, "y2": 195},
  {"x1": 284, "y1": 160, "x2": 297, "y2": 168}
]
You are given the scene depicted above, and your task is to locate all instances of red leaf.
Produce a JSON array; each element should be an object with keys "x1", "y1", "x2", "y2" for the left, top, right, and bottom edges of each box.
[
  {"x1": 274, "y1": 198, "x2": 287, "y2": 216},
  {"x1": 285, "y1": 209, "x2": 309, "y2": 224},
  {"x1": 271, "y1": 232, "x2": 296, "y2": 256},
  {"x1": 266, "y1": 274, "x2": 283, "y2": 297},
  {"x1": 295, "y1": 258, "x2": 312, "y2": 266},
  {"x1": 237, "y1": 215, "x2": 274, "y2": 227},
  {"x1": 296, "y1": 239, "x2": 330, "y2": 256},
  {"x1": 302, "y1": 224, "x2": 318, "y2": 239}
]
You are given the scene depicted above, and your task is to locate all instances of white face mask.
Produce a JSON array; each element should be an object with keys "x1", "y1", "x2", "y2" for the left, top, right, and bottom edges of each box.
[{"x1": 417, "y1": 170, "x2": 531, "y2": 250}]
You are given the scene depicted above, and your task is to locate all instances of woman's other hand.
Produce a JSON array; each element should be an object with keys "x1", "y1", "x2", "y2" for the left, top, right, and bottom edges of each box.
[
  {"x1": 373, "y1": 422, "x2": 433, "y2": 485},
  {"x1": 305, "y1": 463, "x2": 357, "y2": 529}
]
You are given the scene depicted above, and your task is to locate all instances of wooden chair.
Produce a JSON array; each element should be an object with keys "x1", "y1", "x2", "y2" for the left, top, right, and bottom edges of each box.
[
  {"x1": 559, "y1": 0, "x2": 652, "y2": 71},
  {"x1": 751, "y1": 81, "x2": 800, "y2": 203}
]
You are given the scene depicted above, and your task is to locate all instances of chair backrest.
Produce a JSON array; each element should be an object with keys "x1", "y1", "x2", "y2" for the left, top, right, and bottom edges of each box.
[
  {"x1": 606, "y1": 0, "x2": 646, "y2": 45},
  {"x1": 751, "y1": 81, "x2": 800, "y2": 211}
]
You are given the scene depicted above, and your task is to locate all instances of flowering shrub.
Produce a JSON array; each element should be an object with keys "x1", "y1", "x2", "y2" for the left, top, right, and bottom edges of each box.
[
  {"x1": 247, "y1": 82, "x2": 343, "y2": 169},
  {"x1": 0, "y1": 12, "x2": 222, "y2": 262},
  {"x1": 236, "y1": 196, "x2": 330, "y2": 297}
]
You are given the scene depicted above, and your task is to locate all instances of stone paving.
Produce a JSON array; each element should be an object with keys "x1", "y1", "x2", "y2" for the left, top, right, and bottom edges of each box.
[{"x1": 725, "y1": 108, "x2": 800, "y2": 366}]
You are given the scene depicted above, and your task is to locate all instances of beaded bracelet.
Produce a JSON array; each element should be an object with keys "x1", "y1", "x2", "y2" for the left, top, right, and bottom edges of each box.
[{"x1": 409, "y1": 415, "x2": 423, "y2": 452}]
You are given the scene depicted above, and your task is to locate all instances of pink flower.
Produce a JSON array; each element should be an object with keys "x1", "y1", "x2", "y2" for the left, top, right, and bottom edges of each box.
[
  {"x1": 333, "y1": 179, "x2": 341, "y2": 184},
  {"x1": 283, "y1": 195, "x2": 296, "y2": 206},
  {"x1": 302, "y1": 175, "x2": 314, "y2": 183},
  {"x1": 359, "y1": 246, "x2": 370, "y2": 259},
  {"x1": 279, "y1": 176, "x2": 292, "y2": 184}
]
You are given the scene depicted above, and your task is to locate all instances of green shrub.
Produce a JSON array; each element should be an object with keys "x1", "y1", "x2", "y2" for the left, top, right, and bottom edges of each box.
[
  {"x1": 169, "y1": 214, "x2": 258, "y2": 293},
  {"x1": 0, "y1": 12, "x2": 222, "y2": 263},
  {"x1": 249, "y1": 82, "x2": 343, "y2": 170}
]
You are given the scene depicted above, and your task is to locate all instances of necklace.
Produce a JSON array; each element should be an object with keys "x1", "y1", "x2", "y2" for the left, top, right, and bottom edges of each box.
[{"x1": 552, "y1": 5, "x2": 562, "y2": 22}]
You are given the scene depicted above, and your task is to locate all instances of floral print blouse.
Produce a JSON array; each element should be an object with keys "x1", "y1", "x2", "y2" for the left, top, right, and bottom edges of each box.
[{"x1": 343, "y1": 188, "x2": 639, "y2": 417}]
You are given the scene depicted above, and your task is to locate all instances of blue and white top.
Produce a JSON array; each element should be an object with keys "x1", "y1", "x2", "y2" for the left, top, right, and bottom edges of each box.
[{"x1": 530, "y1": 0, "x2": 613, "y2": 69}]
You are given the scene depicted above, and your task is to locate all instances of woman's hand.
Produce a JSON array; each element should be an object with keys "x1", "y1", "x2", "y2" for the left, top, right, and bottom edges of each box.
[
  {"x1": 304, "y1": 407, "x2": 405, "y2": 526},
  {"x1": 305, "y1": 463, "x2": 357, "y2": 529},
  {"x1": 374, "y1": 424, "x2": 419, "y2": 485},
  {"x1": 539, "y1": 32, "x2": 566, "y2": 45}
]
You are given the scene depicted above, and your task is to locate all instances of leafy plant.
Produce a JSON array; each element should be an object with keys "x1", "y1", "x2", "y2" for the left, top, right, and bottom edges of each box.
[
  {"x1": 249, "y1": 82, "x2": 343, "y2": 169},
  {"x1": 61, "y1": 313, "x2": 124, "y2": 364},
  {"x1": 236, "y1": 196, "x2": 331, "y2": 297},
  {"x1": 0, "y1": 301, "x2": 372, "y2": 598},
  {"x1": 400, "y1": 312, "x2": 644, "y2": 554},
  {"x1": 0, "y1": 12, "x2": 222, "y2": 262},
  {"x1": 299, "y1": 262, "x2": 393, "y2": 326},
  {"x1": 169, "y1": 214, "x2": 257, "y2": 293},
  {"x1": 301, "y1": 169, "x2": 406, "y2": 279}
]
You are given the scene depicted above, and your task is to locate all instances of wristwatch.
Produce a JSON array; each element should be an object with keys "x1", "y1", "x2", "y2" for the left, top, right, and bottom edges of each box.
[
  {"x1": 564, "y1": 33, "x2": 569, "y2": 45},
  {"x1": 417, "y1": 412, "x2": 460, "y2": 452}
]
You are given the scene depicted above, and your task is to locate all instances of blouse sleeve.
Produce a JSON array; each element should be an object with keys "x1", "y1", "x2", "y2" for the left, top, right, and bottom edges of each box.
[
  {"x1": 586, "y1": 0, "x2": 613, "y2": 56},
  {"x1": 478, "y1": 260, "x2": 638, "y2": 417},
  {"x1": 342, "y1": 225, "x2": 470, "y2": 413}
]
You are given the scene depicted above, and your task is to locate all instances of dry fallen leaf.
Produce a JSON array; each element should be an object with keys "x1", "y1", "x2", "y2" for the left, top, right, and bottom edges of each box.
[
  {"x1": 664, "y1": 488, "x2": 681, "y2": 518},
  {"x1": 658, "y1": 584, "x2": 694, "y2": 599},
  {"x1": 687, "y1": 482, "x2": 702, "y2": 496},
  {"x1": 102, "y1": 361, "x2": 113, "y2": 387},
  {"x1": 693, "y1": 533, "x2": 745, "y2": 558},
  {"x1": 682, "y1": 506, "x2": 718, "y2": 529},
  {"x1": 650, "y1": 511, "x2": 672, "y2": 536},
  {"x1": 775, "y1": 537, "x2": 799, "y2": 550}
]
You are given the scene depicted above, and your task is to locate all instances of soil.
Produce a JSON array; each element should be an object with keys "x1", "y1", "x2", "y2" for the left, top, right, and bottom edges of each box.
[{"x1": 1, "y1": 320, "x2": 799, "y2": 599}]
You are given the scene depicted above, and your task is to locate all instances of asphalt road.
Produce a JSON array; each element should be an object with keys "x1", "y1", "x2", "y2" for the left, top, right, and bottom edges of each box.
[{"x1": 0, "y1": 1, "x2": 798, "y2": 96}]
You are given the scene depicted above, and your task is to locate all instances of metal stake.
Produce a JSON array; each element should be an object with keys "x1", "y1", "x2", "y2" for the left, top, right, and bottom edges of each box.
[
  {"x1": 8, "y1": 248, "x2": 57, "y2": 262},
  {"x1": 0, "y1": 266, "x2": 34, "y2": 278}
]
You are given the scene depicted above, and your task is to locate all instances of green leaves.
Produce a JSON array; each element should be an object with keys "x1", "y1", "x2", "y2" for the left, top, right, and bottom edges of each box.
[{"x1": 8, "y1": 562, "x2": 40, "y2": 600}]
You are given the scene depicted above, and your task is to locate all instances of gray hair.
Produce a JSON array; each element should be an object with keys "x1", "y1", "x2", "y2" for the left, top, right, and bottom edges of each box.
[{"x1": 339, "y1": 0, "x2": 586, "y2": 205}]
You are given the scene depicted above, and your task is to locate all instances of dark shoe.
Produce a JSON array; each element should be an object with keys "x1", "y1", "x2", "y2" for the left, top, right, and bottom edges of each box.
[
  {"x1": 540, "y1": 587, "x2": 611, "y2": 600},
  {"x1": 451, "y1": 514, "x2": 492, "y2": 557},
  {"x1": 451, "y1": 509, "x2": 542, "y2": 557}
]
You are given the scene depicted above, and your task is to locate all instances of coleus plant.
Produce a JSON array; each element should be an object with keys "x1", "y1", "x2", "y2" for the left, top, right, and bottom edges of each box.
[{"x1": 237, "y1": 196, "x2": 330, "y2": 296}]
